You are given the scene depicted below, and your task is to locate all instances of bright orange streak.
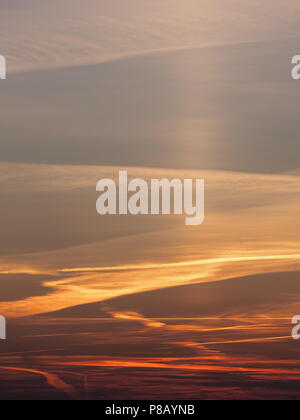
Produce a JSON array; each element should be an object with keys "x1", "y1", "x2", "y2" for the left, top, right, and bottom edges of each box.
[
  {"x1": 59, "y1": 357, "x2": 300, "y2": 377},
  {"x1": 195, "y1": 335, "x2": 291, "y2": 346},
  {"x1": 59, "y1": 253, "x2": 300, "y2": 274}
]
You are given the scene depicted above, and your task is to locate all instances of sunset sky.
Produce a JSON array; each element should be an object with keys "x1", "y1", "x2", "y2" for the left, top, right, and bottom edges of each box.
[{"x1": 0, "y1": 0, "x2": 299, "y2": 400}]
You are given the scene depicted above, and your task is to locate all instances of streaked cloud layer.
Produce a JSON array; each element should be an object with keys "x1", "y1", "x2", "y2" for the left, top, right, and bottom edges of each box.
[
  {"x1": 0, "y1": 163, "x2": 299, "y2": 317},
  {"x1": 1, "y1": 0, "x2": 300, "y2": 73}
]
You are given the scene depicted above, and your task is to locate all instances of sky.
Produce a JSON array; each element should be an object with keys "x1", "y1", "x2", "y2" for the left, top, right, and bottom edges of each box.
[{"x1": 0, "y1": 0, "x2": 299, "y2": 400}]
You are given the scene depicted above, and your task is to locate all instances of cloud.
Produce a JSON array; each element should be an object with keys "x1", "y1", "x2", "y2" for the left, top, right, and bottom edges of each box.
[
  {"x1": 2, "y1": 0, "x2": 300, "y2": 73},
  {"x1": 1, "y1": 39, "x2": 300, "y2": 173},
  {"x1": 0, "y1": 163, "x2": 299, "y2": 317}
]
